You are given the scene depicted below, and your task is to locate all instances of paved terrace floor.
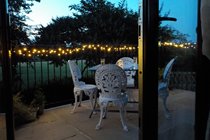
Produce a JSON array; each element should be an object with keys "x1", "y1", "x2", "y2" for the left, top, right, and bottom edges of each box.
[{"x1": 13, "y1": 89, "x2": 195, "y2": 140}]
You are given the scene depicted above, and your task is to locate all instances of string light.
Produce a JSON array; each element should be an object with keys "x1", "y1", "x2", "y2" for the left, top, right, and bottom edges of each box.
[
  {"x1": 13, "y1": 42, "x2": 196, "y2": 58},
  {"x1": 158, "y1": 41, "x2": 196, "y2": 49}
]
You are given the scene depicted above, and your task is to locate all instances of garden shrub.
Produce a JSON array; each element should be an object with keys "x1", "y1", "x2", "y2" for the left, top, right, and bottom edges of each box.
[{"x1": 13, "y1": 92, "x2": 37, "y2": 127}]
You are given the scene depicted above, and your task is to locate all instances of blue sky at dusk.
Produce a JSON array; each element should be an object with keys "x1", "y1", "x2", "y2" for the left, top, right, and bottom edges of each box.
[
  {"x1": 159, "y1": 0, "x2": 197, "y2": 42},
  {"x1": 26, "y1": 0, "x2": 197, "y2": 42},
  {"x1": 26, "y1": 0, "x2": 138, "y2": 26}
]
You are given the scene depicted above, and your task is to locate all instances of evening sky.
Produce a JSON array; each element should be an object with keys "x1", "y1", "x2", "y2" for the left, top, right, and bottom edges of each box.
[{"x1": 26, "y1": 0, "x2": 197, "y2": 42}]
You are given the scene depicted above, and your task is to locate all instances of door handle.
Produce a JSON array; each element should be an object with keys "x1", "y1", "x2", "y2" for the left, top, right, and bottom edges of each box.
[{"x1": 159, "y1": 16, "x2": 177, "y2": 22}]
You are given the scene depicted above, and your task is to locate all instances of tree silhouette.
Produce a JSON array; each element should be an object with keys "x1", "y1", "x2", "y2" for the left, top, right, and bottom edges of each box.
[
  {"x1": 9, "y1": 0, "x2": 40, "y2": 47},
  {"x1": 36, "y1": 0, "x2": 138, "y2": 45}
]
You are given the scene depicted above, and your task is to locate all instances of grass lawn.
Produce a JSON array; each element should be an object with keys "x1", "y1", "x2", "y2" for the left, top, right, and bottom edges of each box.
[{"x1": 0, "y1": 60, "x2": 95, "y2": 89}]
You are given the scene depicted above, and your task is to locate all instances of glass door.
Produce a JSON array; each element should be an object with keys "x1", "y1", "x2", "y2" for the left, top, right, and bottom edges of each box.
[{"x1": 158, "y1": 0, "x2": 197, "y2": 139}]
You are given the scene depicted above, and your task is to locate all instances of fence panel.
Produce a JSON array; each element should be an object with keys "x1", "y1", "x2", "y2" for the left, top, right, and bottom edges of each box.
[{"x1": 170, "y1": 72, "x2": 196, "y2": 91}]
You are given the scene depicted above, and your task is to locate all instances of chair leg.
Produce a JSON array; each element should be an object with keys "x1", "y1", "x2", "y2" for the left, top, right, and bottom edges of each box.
[
  {"x1": 71, "y1": 91, "x2": 82, "y2": 113},
  {"x1": 161, "y1": 92, "x2": 171, "y2": 119},
  {"x1": 78, "y1": 91, "x2": 83, "y2": 107},
  {"x1": 71, "y1": 91, "x2": 78, "y2": 113},
  {"x1": 119, "y1": 104, "x2": 128, "y2": 131},
  {"x1": 102, "y1": 105, "x2": 108, "y2": 119},
  {"x1": 96, "y1": 102, "x2": 107, "y2": 130},
  {"x1": 101, "y1": 101, "x2": 109, "y2": 119}
]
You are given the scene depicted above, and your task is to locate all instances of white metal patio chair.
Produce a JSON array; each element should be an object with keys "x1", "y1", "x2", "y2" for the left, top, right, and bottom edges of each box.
[
  {"x1": 116, "y1": 57, "x2": 137, "y2": 87},
  {"x1": 95, "y1": 64, "x2": 128, "y2": 131},
  {"x1": 68, "y1": 60, "x2": 98, "y2": 113},
  {"x1": 159, "y1": 56, "x2": 177, "y2": 119}
]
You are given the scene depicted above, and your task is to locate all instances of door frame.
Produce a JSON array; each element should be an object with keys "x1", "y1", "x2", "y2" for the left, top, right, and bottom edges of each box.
[
  {"x1": 138, "y1": 0, "x2": 159, "y2": 139},
  {"x1": 0, "y1": 0, "x2": 15, "y2": 139}
]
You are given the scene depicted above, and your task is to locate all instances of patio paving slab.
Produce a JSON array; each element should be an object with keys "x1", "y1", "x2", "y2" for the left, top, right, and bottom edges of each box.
[
  {"x1": 158, "y1": 89, "x2": 195, "y2": 140},
  {"x1": 0, "y1": 113, "x2": 6, "y2": 140},
  {"x1": 14, "y1": 89, "x2": 196, "y2": 140},
  {"x1": 15, "y1": 89, "x2": 139, "y2": 140}
]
